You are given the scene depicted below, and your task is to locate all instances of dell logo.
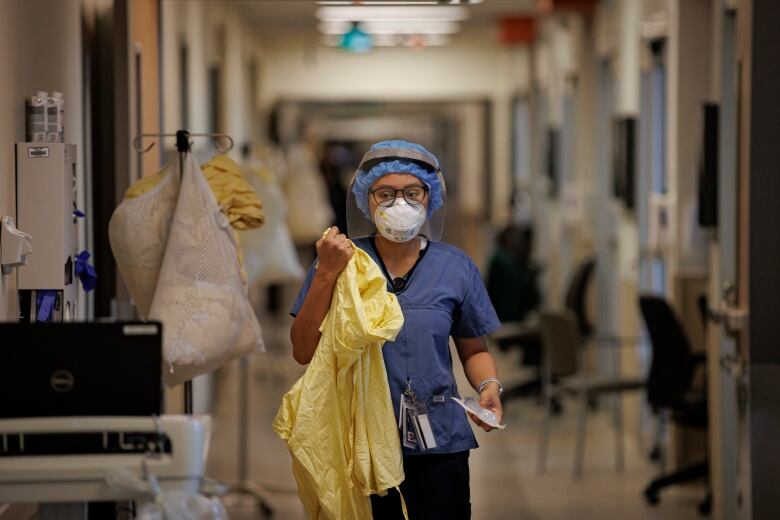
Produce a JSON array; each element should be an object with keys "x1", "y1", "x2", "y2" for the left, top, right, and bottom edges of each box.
[{"x1": 50, "y1": 370, "x2": 75, "y2": 393}]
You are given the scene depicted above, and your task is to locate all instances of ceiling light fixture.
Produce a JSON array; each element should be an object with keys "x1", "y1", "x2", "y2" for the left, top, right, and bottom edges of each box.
[
  {"x1": 319, "y1": 20, "x2": 461, "y2": 35},
  {"x1": 322, "y1": 33, "x2": 451, "y2": 48},
  {"x1": 316, "y1": 6, "x2": 470, "y2": 22},
  {"x1": 318, "y1": 1, "x2": 482, "y2": 5},
  {"x1": 317, "y1": 1, "x2": 473, "y2": 49}
]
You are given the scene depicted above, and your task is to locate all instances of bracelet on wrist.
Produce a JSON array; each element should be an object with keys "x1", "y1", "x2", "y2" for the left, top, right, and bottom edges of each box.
[{"x1": 478, "y1": 378, "x2": 503, "y2": 397}]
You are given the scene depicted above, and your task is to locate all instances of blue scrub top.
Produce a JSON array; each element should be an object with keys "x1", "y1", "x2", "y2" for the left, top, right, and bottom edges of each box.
[{"x1": 290, "y1": 237, "x2": 501, "y2": 455}]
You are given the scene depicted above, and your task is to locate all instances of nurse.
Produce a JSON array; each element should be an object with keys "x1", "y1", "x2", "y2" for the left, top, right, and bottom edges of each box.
[{"x1": 290, "y1": 140, "x2": 503, "y2": 520}]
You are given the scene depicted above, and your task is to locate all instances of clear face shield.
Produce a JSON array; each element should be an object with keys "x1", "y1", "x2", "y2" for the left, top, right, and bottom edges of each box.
[{"x1": 346, "y1": 147, "x2": 447, "y2": 241}]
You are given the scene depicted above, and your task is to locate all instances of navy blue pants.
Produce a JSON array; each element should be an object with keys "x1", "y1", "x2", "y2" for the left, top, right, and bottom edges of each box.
[{"x1": 371, "y1": 451, "x2": 471, "y2": 520}]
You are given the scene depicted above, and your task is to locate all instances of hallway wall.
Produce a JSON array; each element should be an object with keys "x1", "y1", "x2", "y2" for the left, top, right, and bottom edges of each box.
[
  {"x1": 0, "y1": 3, "x2": 84, "y2": 516},
  {"x1": 0, "y1": 0, "x2": 85, "y2": 323},
  {"x1": 528, "y1": 0, "x2": 716, "y2": 447}
]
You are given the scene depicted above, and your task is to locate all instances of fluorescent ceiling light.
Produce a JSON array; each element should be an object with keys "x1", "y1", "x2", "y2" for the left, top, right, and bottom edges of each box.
[
  {"x1": 316, "y1": 6, "x2": 469, "y2": 22},
  {"x1": 319, "y1": 1, "x2": 481, "y2": 5},
  {"x1": 319, "y1": 20, "x2": 460, "y2": 35}
]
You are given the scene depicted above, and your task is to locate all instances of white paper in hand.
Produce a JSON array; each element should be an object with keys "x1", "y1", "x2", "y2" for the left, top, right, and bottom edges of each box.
[{"x1": 451, "y1": 396, "x2": 506, "y2": 430}]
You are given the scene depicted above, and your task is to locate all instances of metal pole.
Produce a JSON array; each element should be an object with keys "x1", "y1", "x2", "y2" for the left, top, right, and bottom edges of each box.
[
  {"x1": 176, "y1": 130, "x2": 193, "y2": 416},
  {"x1": 238, "y1": 356, "x2": 249, "y2": 482}
]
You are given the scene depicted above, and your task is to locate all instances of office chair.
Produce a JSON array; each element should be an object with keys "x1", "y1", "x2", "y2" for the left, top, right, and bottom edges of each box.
[
  {"x1": 536, "y1": 310, "x2": 645, "y2": 479},
  {"x1": 639, "y1": 295, "x2": 711, "y2": 515},
  {"x1": 491, "y1": 257, "x2": 596, "y2": 406},
  {"x1": 564, "y1": 258, "x2": 596, "y2": 339}
]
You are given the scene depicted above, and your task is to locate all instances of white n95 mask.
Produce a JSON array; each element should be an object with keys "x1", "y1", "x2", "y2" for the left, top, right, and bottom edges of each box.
[{"x1": 374, "y1": 199, "x2": 426, "y2": 243}]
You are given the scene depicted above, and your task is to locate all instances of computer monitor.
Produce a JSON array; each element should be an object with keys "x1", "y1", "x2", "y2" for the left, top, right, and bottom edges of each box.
[
  {"x1": 611, "y1": 117, "x2": 637, "y2": 209},
  {"x1": 0, "y1": 321, "x2": 163, "y2": 418},
  {"x1": 698, "y1": 103, "x2": 719, "y2": 228}
]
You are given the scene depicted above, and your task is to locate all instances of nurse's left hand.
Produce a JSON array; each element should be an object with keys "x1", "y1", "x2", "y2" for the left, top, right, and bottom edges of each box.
[{"x1": 468, "y1": 386, "x2": 503, "y2": 432}]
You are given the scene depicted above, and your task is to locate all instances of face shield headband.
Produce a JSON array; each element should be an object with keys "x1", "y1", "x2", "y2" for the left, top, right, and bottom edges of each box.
[{"x1": 357, "y1": 147, "x2": 440, "y2": 175}]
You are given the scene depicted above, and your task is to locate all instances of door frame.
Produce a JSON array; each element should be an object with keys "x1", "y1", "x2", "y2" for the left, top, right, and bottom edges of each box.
[{"x1": 707, "y1": 3, "x2": 740, "y2": 519}]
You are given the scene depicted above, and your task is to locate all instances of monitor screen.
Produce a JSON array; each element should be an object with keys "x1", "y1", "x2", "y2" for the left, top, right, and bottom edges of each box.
[
  {"x1": 611, "y1": 117, "x2": 637, "y2": 209},
  {"x1": 0, "y1": 321, "x2": 163, "y2": 418},
  {"x1": 698, "y1": 103, "x2": 719, "y2": 228}
]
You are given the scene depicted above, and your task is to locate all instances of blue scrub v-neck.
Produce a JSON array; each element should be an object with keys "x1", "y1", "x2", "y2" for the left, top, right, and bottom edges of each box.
[{"x1": 365, "y1": 236, "x2": 428, "y2": 295}]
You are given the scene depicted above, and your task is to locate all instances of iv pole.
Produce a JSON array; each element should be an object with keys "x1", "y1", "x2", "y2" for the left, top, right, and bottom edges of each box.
[{"x1": 133, "y1": 130, "x2": 275, "y2": 518}]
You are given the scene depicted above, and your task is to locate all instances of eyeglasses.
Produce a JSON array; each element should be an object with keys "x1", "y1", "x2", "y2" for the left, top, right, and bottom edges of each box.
[{"x1": 370, "y1": 185, "x2": 428, "y2": 207}]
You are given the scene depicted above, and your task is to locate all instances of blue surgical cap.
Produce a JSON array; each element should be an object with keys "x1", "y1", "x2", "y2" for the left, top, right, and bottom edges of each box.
[{"x1": 353, "y1": 140, "x2": 444, "y2": 219}]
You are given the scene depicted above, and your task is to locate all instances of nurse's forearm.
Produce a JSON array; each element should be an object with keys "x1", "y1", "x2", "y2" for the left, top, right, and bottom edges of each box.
[
  {"x1": 290, "y1": 271, "x2": 338, "y2": 364},
  {"x1": 461, "y1": 346, "x2": 503, "y2": 430},
  {"x1": 462, "y1": 351, "x2": 499, "y2": 393},
  {"x1": 455, "y1": 337, "x2": 499, "y2": 392}
]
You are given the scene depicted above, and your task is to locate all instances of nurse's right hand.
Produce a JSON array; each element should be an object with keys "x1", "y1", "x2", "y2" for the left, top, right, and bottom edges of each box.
[{"x1": 316, "y1": 226, "x2": 353, "y2": 279}]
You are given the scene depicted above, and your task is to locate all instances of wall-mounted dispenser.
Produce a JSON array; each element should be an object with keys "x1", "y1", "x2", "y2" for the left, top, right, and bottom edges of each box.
[{"x1": 15, "y1": 142, "x2": 78, "y2": 322}]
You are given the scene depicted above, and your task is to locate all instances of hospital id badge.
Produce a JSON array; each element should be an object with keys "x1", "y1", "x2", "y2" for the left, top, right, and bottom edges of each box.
[
  {"x1": 400, "y1": 395, "x2": 437, "y2": 451},
  {"x1": 400, "y1": 394, "x2": 418, "y2": 449}
]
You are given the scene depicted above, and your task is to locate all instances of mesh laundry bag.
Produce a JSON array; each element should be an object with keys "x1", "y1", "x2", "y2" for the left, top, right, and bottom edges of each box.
[
  {"x1": 149, "y1": 154, "x2": 264, "y2": 386},
  {"x1": 240, "y1": 168, "x2": 303, "y2": 286},
  {"x1": 108, "y1": 155, "x2": 180, "y2": 319}
]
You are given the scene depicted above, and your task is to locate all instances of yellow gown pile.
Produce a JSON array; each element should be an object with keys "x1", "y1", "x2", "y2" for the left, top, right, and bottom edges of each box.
[
  {"x1": 199, "y1": 155, "x2": 265, "y2": 230},
  {"x1": 123, "y1": 154, "x2": 264, "y2": 281},
  {"x1": 125, "y1": 154, "x2": 264, "y2": 231},
  {"x1": 273, "y1": 244, "x2": 406, "y2": 520}
]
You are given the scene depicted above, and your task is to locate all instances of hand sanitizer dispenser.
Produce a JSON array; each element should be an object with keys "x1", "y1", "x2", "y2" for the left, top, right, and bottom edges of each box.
[{"x1": 15, "y1": 142, "x2": 79, "y2": 322}]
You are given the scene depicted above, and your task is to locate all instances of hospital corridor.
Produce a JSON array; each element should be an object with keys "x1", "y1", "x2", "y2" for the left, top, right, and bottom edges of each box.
[{"x1": 0, "y1": 0, "x2": 779, "y2": 519}]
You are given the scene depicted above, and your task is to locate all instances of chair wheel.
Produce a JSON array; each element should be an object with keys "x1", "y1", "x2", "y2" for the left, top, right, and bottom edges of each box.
[{"x1": 643, "y1": 485, "x2": 660, "y2": 506}]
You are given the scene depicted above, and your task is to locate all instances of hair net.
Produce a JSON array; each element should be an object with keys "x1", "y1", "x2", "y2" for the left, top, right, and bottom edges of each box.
[{"x1": 352, "y1": 140, "x2": 444, "y2": 219}]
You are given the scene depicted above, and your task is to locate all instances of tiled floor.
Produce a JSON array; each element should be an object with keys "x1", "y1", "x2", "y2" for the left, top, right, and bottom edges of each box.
[{"x1": 204, "y1": 311, "x2": 706, "y2": 520}]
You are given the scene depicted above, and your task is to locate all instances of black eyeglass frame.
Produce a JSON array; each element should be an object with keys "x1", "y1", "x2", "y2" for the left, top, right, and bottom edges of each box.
[{"x1": 369, "y1": 185, "x2": 429, "y2": 207}]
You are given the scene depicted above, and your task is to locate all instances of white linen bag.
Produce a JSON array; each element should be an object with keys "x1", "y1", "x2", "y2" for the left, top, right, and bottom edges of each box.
[
  {"x1": 108, "y1": 156, "x2": 179, "y2": 319},
  {"x1": 149, "y1": 154, "x2": 264, "y2": 386},
  {"x1": 240, "y1": 171, "x2": 304, "y2": 286},
  {"x1": 284, "y1": 143, "x2": 334, "y2": 245}
]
